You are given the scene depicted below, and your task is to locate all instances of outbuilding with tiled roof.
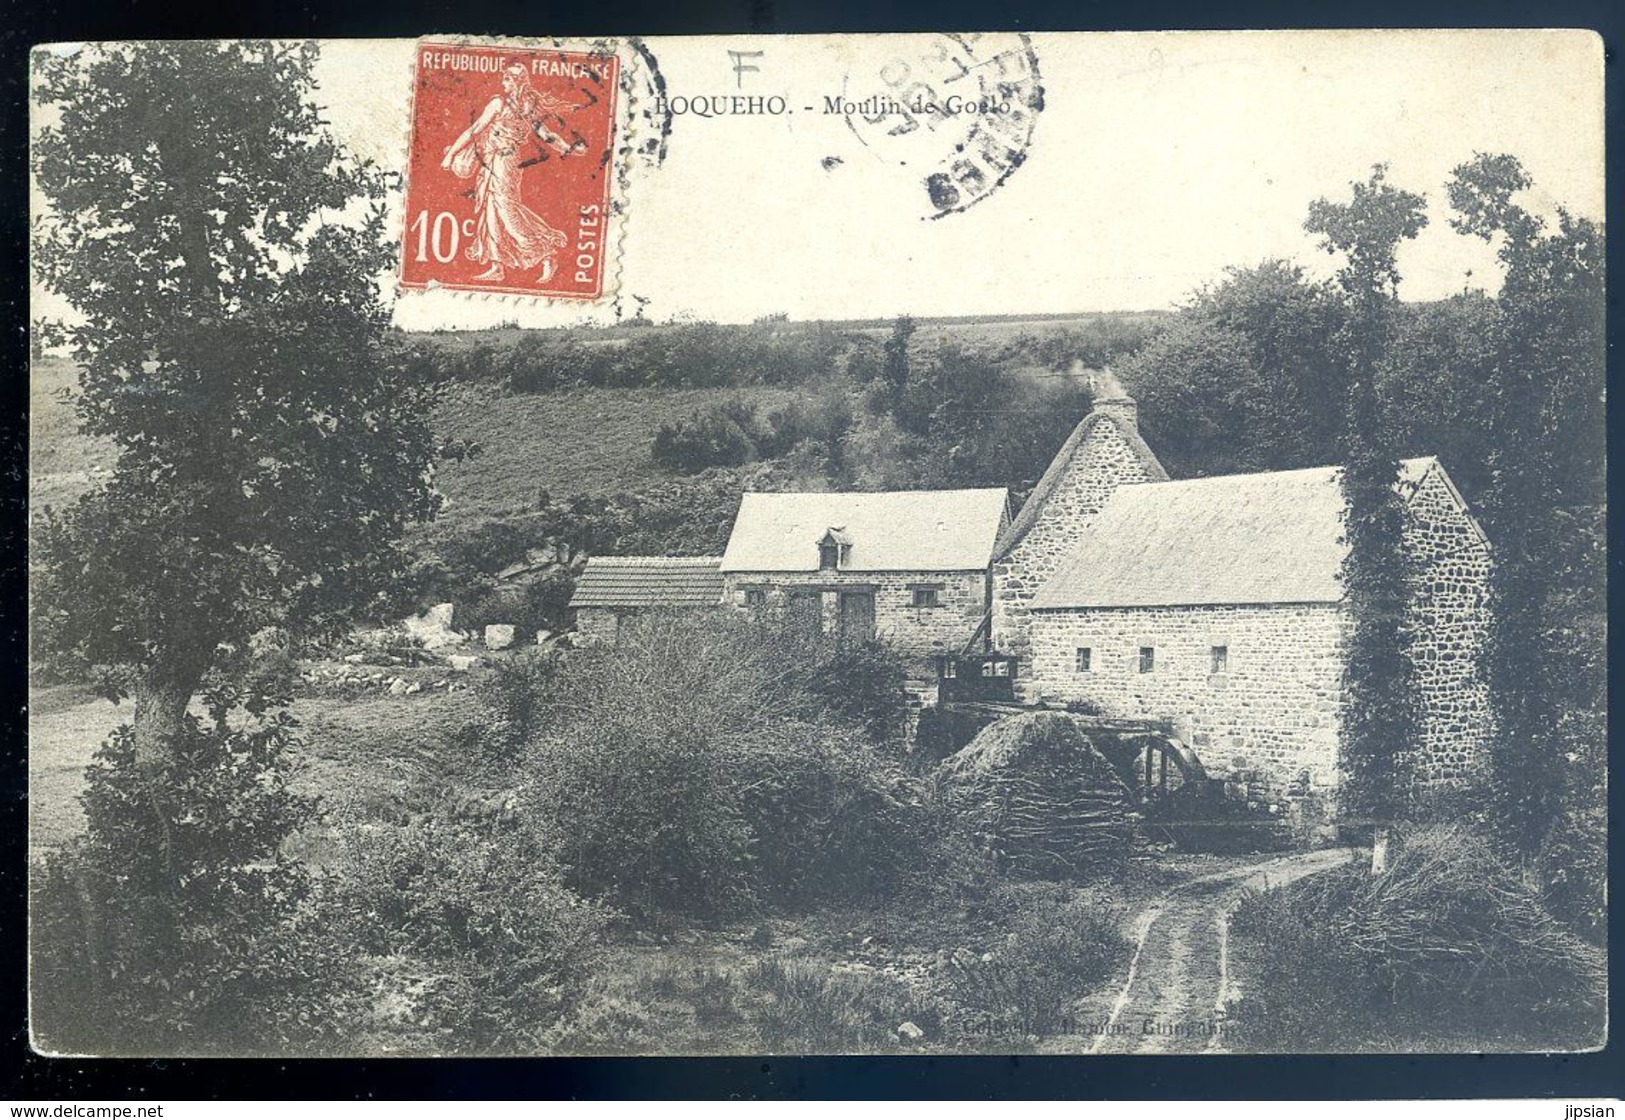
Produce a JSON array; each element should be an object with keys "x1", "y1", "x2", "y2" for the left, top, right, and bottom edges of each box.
[{"x1": 568, "y1": 556, "x2": 724, "y2": 644}]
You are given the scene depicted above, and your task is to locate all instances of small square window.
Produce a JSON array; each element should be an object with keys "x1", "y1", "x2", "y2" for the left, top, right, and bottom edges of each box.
[
  {"x1": 744, "y1": 588, "x2": 766, "y2": 608},
  {"x1": 911, "y1": 586, "x2": 940, "y2": 608},
  {"x1": 1075, "y1": 647, "x2": 1092, "y2": 673},
  {"x1": 1138, "y1": 646, "x2": 1155, "y2": 673},
  {"x1": 1210, "y1": 645, "x2": 1229, "y2": 674}
]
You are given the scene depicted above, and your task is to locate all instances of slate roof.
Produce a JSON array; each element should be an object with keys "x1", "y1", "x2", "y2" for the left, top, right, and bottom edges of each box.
[
  {"x1": 1032, "y1": 458, "x2": 1445, "y2": 609},
  {"x1": 720, "y1": 489, "x2": 1009, "y2": 573},
  {"x1": 568, "y1": 556, "x2": 725, "y2": 609},
  {"x1": 994, "y1": 408, "x2": 1168, "y2": 559}
]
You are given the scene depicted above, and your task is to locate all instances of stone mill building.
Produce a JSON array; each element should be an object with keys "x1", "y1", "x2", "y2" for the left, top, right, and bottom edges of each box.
[{"x1": 986, "y1": 383, "x2": 1493, "y2": 807}]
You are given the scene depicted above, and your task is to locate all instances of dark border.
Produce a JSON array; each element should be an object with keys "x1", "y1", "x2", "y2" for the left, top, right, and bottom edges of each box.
[{"x1": 6, "y1": 0, "x2": 1622, "y2": 1102}]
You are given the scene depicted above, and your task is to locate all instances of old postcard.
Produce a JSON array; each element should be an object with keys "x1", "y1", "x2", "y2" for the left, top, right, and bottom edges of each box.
[{"x1": 28, "y1": 32, "x2": 1606, "y2": 1058}]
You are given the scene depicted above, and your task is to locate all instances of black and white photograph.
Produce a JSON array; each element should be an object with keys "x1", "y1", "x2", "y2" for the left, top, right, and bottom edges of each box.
[{"x1": 25, "y1": 31, "x2": 1607, "y2": 1061}]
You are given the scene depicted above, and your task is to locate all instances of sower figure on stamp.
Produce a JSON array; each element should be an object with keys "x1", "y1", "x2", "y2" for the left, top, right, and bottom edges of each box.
[{"x1": 441, "y1": 62, "x2": 586, "y2": 284}]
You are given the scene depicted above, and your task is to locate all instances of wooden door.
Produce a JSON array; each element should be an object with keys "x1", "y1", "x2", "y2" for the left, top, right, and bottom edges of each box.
[{"x1": 838, "y1": 591, "x2": 875, "y2": 643}]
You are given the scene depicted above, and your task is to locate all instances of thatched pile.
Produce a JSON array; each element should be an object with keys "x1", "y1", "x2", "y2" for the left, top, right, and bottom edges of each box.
[{"x1": 935, "y1": 712, "x2": 1136, "y2": 879}]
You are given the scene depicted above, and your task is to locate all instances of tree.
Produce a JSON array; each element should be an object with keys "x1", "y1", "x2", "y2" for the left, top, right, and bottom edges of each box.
[
  {"x1": 1305, "y1": 165, "x2": 1428, "y2": 869},
  {"x1": 1124, "y1": 262, "x2": 1347, "y2": 477},
  {"x1": 1447, "y1": 154, "x2": 1606, "y2": 912},
  {"x1": 867, "y1": 314, "x2": 916, "y2": 415},
  {"x1": 31, "y1": 42, "x2": 441, "y2": 777},
  {"x1": 1373, "y1": 291, "x2": 1501, "y2": 499},
  {"x1": 1123, "y1": 316, "x2": 1278, "y2": 478}
]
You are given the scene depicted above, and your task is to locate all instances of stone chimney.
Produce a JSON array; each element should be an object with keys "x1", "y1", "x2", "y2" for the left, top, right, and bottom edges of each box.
[{"x1": 1086, "y1": 367, "x2": 1138, "y2": 430}]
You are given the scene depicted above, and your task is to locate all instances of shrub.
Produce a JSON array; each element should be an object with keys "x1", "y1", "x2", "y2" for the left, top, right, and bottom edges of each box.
[
  {"x1": 520, "y1": 613, "x2": 923, "y2": 918},
  {"x1": 651, "y1": 400, "x2": 762, "y2": 472},
  {"x1": 1226, "y1": 823, "x2": 1606, "y2": 1051},
  {"x1": 329, "y1": 813, "x2": 613, "y2": 1055},
  {"x1": 470, "y1": 647, "x2": 566, "y2": 763},
  {"x1": 29, "y1": 714, "x2": 360, "y2": 1056},
  {"x1": 457, "y1": 570, "x2": 576, "y2": 645},
  {"x1": 531, "y1": 703, "x2": 760, "y2": 920},
  {"x1": 940, "y1": 882, "x2": 1129, "y2": 1039},
  {"x1": 440, "y1": 518, "x2": 538, "y2": 577},
  {"x1": 735, "y1": 721, "x2": 930, "y2": 907},
  {"x1": 804, "y1": 638, "x2": 909, "y2": 743}
]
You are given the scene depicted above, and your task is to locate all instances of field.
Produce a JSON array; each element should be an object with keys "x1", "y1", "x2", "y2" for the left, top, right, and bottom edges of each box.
[
  {"x1": 27, "y1": 673, "x2": 484, "y2": 856},
  {"x1": 32, "y1": 310, "x2": 1162, "y2": 518},
  {"x1": 431, "y1": 382, "x2": 800, "y2": 519},
  {"x1": 29, "y1": 356, "x2": 115, "y2": 512}
]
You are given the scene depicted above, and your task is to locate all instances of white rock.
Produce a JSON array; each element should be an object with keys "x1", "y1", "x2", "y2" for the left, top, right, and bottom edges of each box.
[
  {"x1": 896, "y1": 1022, "x2": 925, "y2": 1043},
  {"x1": 448, "y1": 655, "x2": 479, "y2": 672},
  {"x1": 483, "y1": 624, "x2": 516, "y2": 651},
  {"x1": 403, "y1": 603, "x2": 461, "y2": 650}
]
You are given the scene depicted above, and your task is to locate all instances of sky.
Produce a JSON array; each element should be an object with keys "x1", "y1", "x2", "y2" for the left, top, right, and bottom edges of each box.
[{"x1": 34, "y1": 32, "x2": 1606, "y2": 332}]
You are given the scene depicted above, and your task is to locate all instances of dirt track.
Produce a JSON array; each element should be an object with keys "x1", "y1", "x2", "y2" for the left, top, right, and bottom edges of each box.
[{"x1": 1089, "y1": 847, "x2": 1357, "y2": 1054}]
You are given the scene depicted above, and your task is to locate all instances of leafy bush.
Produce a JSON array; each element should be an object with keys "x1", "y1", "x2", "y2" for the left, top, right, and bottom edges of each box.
[
  {"x1": 1226, "y1": 823, "x2": 1606, "y2": 1051},
  {"x1": 735, "y1": 721, "x2": 930, "y2": 907},
  {"x1": 329, "y1": 813, "x2": 613, "y2": 1055},
  {"x1": 940, "y1": 882, "x2": 1129, "y2": 1038},
  {"x1": 517, "y1": 613, "x2": 923, "y2": 918},
  {"x1": 30, "y1": 714, "x2": 359, "y2": 1056},
  {"x1": 651, "y1": 399, "x2": 763, "y2": 472},
  {"x1": 439, "y1": 517, "x2": 538, "y2": 578},
  {"x1": 456, "y1": 570, "x2": 576, "y2": 645},
  {"x1": 468, "y1": 647, "x2": 566, "y2": 764},
  {"x1": 804, "y1": 637, "x2": 909, "y2": 743}
]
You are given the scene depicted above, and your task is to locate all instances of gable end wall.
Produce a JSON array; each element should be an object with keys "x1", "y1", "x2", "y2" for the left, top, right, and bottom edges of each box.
[
  {"x1": 993, "y1": 418, "x2": 1162, "y2": 690},
  {"x1": 1402, "y1": 466, "x2": 1494, "y2": 790}
]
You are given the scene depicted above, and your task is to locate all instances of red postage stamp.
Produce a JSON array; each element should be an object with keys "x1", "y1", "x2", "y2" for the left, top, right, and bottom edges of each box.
[{"x1": 401, "y1": 41, "x2": 620, "y2": 300}]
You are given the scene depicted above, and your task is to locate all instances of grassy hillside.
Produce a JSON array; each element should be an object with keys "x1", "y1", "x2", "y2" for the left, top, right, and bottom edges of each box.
[
  {"x1": 30, "y1": 309, "x2": 1158, "y2": 541},
  {"x1": 431, "y1": 382, "x2": 800, "y2": 521},
  {"x1": 30, "y1": 355, "x2": 115, "y2": 512},
  {"x1": 28, "y1": 358, "x2": 795, "y2": 519}
]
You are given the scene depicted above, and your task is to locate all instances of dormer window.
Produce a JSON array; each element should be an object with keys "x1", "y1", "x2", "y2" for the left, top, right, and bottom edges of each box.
[{"x1": 817, "y1": 528, "x2": 851, "y2": 571}]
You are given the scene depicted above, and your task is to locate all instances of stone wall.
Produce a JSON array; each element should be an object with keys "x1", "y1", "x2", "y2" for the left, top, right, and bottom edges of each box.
[
  {"x1": 992, "y1": 416, "x2": 1162, "y2": 694},
  {"x1": 1402, "y1": 466, "x2": 1493, "y2": 790},
  {"x1": 1028, "y1": 602, "x2": 1348, "y2": 805},
  {"x1": 722, "y1": 569, "x2": 987, "y2": 668}
]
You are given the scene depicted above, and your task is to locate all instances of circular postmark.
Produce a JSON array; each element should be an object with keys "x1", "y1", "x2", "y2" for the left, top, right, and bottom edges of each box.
[
  {"x1": 843, "y1": 33, "x2": 1044, "y2": 219},
  {"x1": 619, "y1": 37, "x2": 674, "y2": 169}
]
